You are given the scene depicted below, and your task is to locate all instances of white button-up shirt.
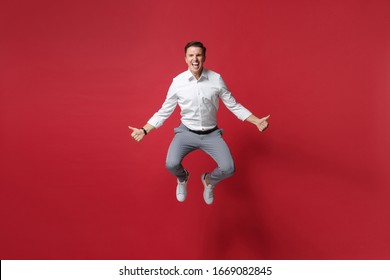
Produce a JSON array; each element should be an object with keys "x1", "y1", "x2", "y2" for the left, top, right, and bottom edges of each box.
[{"x1": 147, "y1": 69, "x2": 252, "y2": 131}]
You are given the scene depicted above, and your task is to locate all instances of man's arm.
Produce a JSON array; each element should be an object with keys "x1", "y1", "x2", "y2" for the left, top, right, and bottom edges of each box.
[
  {"x1": 128, "y1": 123, "x2": 155, "y2": 142},
  {"x1": 128, "y1": 79, "x2": 178, "y2": 143},
  {"x1": 245, "y1": 114, "x2": 270, "y2": 132}
]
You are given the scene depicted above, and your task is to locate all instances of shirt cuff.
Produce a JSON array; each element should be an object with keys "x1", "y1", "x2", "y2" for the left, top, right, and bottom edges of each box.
[
  {"x1": 239, "y1": 110, "x2": 253, "y2": 121},
  {"x1": 147, "y1": 116, "x2": 162, "y2": 129}
]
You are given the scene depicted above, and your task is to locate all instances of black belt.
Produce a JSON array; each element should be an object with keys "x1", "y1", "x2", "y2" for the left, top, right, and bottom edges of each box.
[{"x1": 188, "y1": 126, "x2": 218, "y2": 135}]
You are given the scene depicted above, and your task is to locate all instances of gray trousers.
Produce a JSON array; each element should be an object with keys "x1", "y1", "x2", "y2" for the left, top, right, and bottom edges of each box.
[{"x1": 165, "y1": 123, "x2": 235, "y2": 186}]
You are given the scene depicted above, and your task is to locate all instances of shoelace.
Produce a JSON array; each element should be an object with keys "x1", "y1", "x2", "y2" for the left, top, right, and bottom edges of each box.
[
  {"x1": 205, "y1": 186, "x2": 214, "y2": 198},
  {"x1": 177, "y1": 181, "x2": 186, "y2": 194}
]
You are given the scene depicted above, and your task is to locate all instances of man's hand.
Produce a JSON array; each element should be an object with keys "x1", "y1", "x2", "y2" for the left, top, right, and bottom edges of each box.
[
  {"x1": 255, "y1": 115, "x2": 270, "y2": 132},
  {"x1": 128, "y1": 126, "x2": 145, "y2": 142}
]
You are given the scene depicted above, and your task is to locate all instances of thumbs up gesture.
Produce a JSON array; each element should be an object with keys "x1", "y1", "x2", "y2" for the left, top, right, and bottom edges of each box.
[
  {"x1": 256, "y1": 115, "x2": 270, "y2": 132},
  {"x1": 128, "y1": 126, "x2": 145, "y2": 142}
]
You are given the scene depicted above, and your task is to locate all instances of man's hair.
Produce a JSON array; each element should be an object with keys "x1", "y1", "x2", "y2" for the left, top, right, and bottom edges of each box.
[{"x1": 184, "y1": 41, "x2": 206, "y2": 56}]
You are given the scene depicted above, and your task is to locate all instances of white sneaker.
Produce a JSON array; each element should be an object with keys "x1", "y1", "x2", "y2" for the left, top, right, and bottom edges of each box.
[
  {"x1": 176, "y1": 170, "x2": 189, "y2": 202},
  {"x1": 201, "y1": 173, "x2": 215, "y2": 205}
]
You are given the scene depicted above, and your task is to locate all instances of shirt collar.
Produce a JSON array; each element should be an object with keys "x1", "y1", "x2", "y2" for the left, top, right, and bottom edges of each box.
[{"x1": 187, "y1": 68, "x2": 209, "y2": 81}]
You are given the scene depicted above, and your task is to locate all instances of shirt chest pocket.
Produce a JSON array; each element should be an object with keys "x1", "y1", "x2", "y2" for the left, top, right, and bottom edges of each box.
[{"x1": 199, "y1": 85, "x2": 219, "y2": 104}]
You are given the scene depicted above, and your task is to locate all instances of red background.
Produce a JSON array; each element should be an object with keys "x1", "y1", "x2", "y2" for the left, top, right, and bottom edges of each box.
[{"x1": 1, "y1": 0, "x2": 390, "y2": 259}]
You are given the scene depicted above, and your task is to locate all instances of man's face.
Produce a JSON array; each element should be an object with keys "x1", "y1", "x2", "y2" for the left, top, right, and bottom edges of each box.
[{"x1": 185, "y1": 46, "x2": 206, "y2": 78}]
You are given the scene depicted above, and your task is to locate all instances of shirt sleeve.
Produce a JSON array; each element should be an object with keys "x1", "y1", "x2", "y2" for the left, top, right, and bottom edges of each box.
[
  {"x1": 147, "y1": 80, "x2": 178, "y2": 128},
  {"x1": 218, "y1": 76, "x2": 252, "y2": 121}
]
